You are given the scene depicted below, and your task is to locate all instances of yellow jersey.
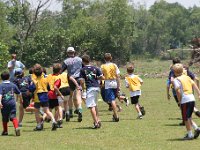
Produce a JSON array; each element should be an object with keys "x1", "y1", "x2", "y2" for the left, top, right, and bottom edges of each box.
[
  {"x1": 59, "y1": 72, "x2": 69, "y2": 88},
  {"x1": 101, "y1": 63, "x2": 119, "y2": 80},
  {"x1": 125, "y1": 75, "x2": 142, "y2": 92},
  {"x1": 177, "y1": 74, "x2": 194, "y2": 95}
]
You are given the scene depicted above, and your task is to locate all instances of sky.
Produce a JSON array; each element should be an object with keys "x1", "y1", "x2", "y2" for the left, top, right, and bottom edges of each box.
[{"x1": 29, "y1": 0, "x2": 200, "y2": 12}]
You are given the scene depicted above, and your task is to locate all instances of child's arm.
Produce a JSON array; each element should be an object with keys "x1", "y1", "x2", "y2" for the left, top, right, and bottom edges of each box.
[
  {"x1": 166, "y1": 79, "x2": 171, "y2": 100},
  {"x1": 69, "y1": 76, "x2": 81, "y2": 90},
  {"x1": 54, "y1": 79, "x2": 64, "y2": 100},
  {"x1": 175, "y1": 88, "x2": 181, "y2": 105},
  {"x1": 0, "y1": 95, "x2": 3, "y2": 109},
  {"x1": 192, "y1": 82, "x2": 200, "y2": 99}
]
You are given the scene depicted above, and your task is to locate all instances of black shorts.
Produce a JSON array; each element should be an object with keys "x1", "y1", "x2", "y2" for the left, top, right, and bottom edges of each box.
[
  {"x1": 49, "y1": 99, "x2": 59, "y2": 109},
  {"x1": 22, "y1": 93, "x2": 32, "y2": 108},
  {"x1": 68, "y1": 77, "x2": 80, "y2": 91},
  {"x1": 181, "y1": 101, "x2": 195, "y2": 121},
  {"x1": 60, "y1": 87, "x2": 70, "y2": 96},
  {"x1": 34, "y1": 101, "x2": 49, "y2": 109},
  {"x1": 131, "y1": 96, "x2": 140, "y2": 104},
  {"x1": 1, "y1": 102, "x2": 16, "y2": 122}
]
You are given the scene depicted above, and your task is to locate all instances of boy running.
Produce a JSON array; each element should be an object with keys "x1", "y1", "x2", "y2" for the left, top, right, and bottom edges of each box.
[
  {"x1": 173, "y1": 63, "x2": 200, "y2": 140},
  {"x1": 0, "y1": 71, "x2": 22, "y2": 136},
  {"x1": 101, "y1": 53, "x2": 120, "y2": 122},
  {"x1": 79, "y1": 55, "x2": 104, "y2": 128}
]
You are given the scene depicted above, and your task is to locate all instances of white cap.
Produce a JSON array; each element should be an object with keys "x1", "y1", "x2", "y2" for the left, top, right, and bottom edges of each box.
[{"x1": 67, "y1": 47, "x2": 75, "y2": 52}]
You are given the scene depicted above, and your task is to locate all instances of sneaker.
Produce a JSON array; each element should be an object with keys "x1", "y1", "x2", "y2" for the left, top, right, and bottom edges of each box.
[
  {"x1": 125, "y1": 98, "x2": 129, "y2": 106},
  {"x1": 137, "y1": 115, "x2": 143, "y2": 119},
  {"x1": 195, "y1": 111, "x2": 200, "y2": 118},
  {"x1": 97, "y1": 121, "x2": 101, "y2": 128},
  {"x1": 33, "y1": 125, "x2": 43, "y2": 131},
  {"x1": 140, "y1": 106, "x2": 145, "y2": 116},
  {"x1": 1, "y1": 131, "x2": 8, "y2": 136},
  {"x1": 194, "y1": 128, "x2": 200, "y2": 139},
  {"x1": 74, "y1": 109, "x2": 79, "y2": 115},
  {"x1": 15, "y1": 128, "x2": 20, "y2": 136},
  {"x1": 112, "y1": 115, "x2": 119, "y2": 122},
  {"x1": 92, "y1": 123, "x2": 99, "y2": 129},
  {"x1": 57, "y1": 120, "x2": 63, "y2": 128},
  {"x1": 78, "y1": 112, "x2": 82, "y2": 122},
  {"x1": 183, "y1": 134, "x2": 193, "y2": 140},
  {"x1": 66, "y1": 113, "x2": 70, "y2": 122},
  {"x1": 179, "y1": 122, "x2": 185, "y2": 126},
  {"x1": 52, "y1": 122, "x2": 58, "y2": 131}
]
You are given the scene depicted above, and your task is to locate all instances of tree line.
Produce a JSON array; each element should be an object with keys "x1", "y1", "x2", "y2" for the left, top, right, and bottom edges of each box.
[{"x1": 0, "y1": 0, "x2": 200, "y2": 69}]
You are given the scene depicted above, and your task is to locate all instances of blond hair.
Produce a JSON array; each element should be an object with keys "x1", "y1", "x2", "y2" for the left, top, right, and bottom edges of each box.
[{"x1": 173, "y1": 63, "x2": 183, "y2": 76}]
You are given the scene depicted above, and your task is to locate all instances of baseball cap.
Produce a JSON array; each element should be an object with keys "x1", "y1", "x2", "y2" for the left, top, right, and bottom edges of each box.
[
  {"x1": 67, "y1": 47, "x2": 75, "y2": 52},
  {"x1": 15, "y1": 68, "x2": 23, "y2": 76}
]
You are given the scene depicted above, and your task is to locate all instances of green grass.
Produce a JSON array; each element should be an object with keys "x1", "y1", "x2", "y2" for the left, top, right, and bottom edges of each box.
[{"x1": 1, "y1": 59, "x2": 200, "y2": 150}]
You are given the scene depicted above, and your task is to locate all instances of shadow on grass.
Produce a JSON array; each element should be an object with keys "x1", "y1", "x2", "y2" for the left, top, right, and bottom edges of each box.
[
  {"x1": 164, "y1": 123, "x2": 181, "y2": 127},
  {"x1": 73, "y1": 127, "x2": 96, "y2": 130},
  {"x1": 1, "y1": 134, "x2": 15, "y2": 137},
  {"x1": 22, "y1": 127, "x2": 51, "y2": 132},
  {"x1": 168, "y1": 117, "x2": 182, "y2": 120},
  {"x1": 167, "y1": 138, "x2": 193, "y2": 142}
]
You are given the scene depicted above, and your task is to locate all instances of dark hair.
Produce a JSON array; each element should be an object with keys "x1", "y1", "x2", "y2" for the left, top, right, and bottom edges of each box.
[
  {"x1": 127, "y1": 64, "x2": 134, "y2": 74},
  {"x1": 42, "y1": 68, "x2": 47, "y2": 74},
  {"x1": 33, "y1": 64, "x2": 43, "y2": 77},
  {"x1": 53, "y1": 63, "x2": 61, "y2": 74},
  {"x1": 1, "y1": 71, "x2": 10, "y2": 80},
  {"x1": 172, "y1": 57, "x2": 181, "y2": 64},
  {"x1": 104, "y1": 53, "x2": 112, "y2": 61},
  {"x1": 11, "y1": 53, "x2": 17, "y2": 59},
  {"x1": 82, "y1": 55, "x2": 90, "y2": 64},
  {"x1": 29, "y1": 67, "x2": 34, "y2": 74}
]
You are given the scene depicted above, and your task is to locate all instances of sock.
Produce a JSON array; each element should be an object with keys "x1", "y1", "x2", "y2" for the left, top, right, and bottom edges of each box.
[
  {"x1": 192, "y1": 121, "x2": 198, "y2": 130},
  {"x1": 3, "y1": 122, "x2": 8, "y2": 132},
  {"x1": 66, "y1": 110, "x2": 69, "y2": 115},
  {"x1": 78, "y1": 107, "x2": 82, "y2": 113},
  {"x1": 51, "y1": 117, "x2": 56, "y2": 123},
  {"x1": 12, "y1": 118, "x2": 19, "y2": 129},
  {"x1": 69, "y1": 109, "x2": 73, "y2": 115},
  {"x1": 138, "y1": 112, "x2": 142, "y2": 116},
  {"x1": 188, "y1": 130, "x2": 193, "y2": 137}
]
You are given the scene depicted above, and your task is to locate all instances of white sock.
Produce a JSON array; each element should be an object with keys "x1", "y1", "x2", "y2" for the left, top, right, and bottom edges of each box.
[
  {"x1": 188, "y1": 130, "x2": 193, "y2": 137},
  {"x1": 192, "y1": 121, "x2": 198, "y2": 130},
  {"x1": 51, "y1": 118, "x2": 56, "y2": 123},
  {"x1": 138, "y1": 112, "x2": 142, "y2": 116}
]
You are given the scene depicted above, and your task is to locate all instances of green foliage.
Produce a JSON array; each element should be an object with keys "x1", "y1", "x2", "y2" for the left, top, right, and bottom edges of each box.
[{"x1": 0, "y1": 42, "x2": 9, "y2": 71}]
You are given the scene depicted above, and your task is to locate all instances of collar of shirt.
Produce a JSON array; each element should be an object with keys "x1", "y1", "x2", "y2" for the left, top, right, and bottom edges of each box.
[{"x1": 2, "y1": 80, "x2": 10, "y2": 83}]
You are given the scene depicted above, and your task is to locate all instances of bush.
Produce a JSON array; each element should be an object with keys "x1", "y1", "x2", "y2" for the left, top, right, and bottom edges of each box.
[{"x1": 0, "y1": 42, "x2": 9, "y2": 71}]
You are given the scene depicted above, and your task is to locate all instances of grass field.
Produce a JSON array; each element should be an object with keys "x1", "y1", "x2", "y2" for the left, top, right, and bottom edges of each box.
[{"x1": 1, "y1": 60, "x2": 200, "y2": 150}]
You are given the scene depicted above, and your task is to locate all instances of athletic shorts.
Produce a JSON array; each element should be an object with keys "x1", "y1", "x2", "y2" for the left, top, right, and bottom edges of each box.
[
  {"x1": 100, "y1": 86, "x2": 106, "y2": 102},
  {"x1": 181, "y1": 101, "x2": 195, "y2": 121},
  {"x1": 86, "y1": 89, "x2": 99, "y2": 108},
  {"x1": 49, "y1": 99, "x2": 59, "y2": 109},
  {"x1": 104, "y1": 88, "x2": 117, "y2": 102},
  {"x1": 22, "y1": 93, "x2": 32, "y2": 108},
  {"x1": 1, "y1": 102, "x2": 16, "y2": 122},
  {"x1": 60, "y1": 87, "x2": 70, "y2": 96},
  {"x1": 131, "y1": 95, "x2": 140, "y2": 104},
  {"x1": 68, "y1": 77, "x2": 80, "y2": 91},
  {"x1": 34, "y1": 101, "x2": 49, "y2": 109}
]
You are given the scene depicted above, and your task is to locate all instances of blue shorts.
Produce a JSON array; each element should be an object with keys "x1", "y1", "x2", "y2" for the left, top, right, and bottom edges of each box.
[
  {"x1": 181, "y1": 101, "x2": 195, "y2": 121},
  {"x1": 1, "y1": 102, "x2": 16, "y2": 122},
  {"x1": 104, "y1": 88, "x2": 117, "y2": 102}
]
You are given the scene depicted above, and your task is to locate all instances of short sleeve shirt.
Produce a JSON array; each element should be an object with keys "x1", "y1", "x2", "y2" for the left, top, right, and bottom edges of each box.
[
  {"x1": 0, "y1": 81, "x2": 21, "y2": 105},
  {"x1": 80, "y1": 65, "x2": 103, "y2": 89},
  {"x1": 13, "y1": 76, "x2": 31, "y2": 93}
]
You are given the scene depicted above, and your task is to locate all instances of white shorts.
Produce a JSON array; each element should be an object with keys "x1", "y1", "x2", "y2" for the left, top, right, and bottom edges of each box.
[{"x1": 86, "y1": 87, "x2": 100, "y2": 108}]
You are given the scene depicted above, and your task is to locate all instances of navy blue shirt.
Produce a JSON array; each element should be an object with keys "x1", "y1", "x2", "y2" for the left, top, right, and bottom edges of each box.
[
  {"x1": 80, "y1": 65, "x2": 102, "y2": 89},
  {"x1": 0, "y1": 81, "x2": 21, "y2": 105},
  {"x1": 13, "y1": 76, "x2": 31, "y2": 93}
]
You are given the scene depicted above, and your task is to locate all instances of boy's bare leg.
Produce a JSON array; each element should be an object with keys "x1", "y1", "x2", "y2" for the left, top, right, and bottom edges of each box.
[{"x1": 18, "y1": 103, "x2": 24, "y2": 125}]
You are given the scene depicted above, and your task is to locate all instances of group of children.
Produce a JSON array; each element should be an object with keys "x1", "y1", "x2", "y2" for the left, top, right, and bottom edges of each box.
[{"x1": 0, "y1": 48, "x2": 146, "y2": 136}]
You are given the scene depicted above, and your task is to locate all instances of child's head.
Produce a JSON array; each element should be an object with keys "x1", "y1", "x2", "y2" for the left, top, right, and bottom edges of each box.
[
  {"x1": 53, "y1": 63, "x2": 61, "y2": 74},
  {"x1": 173, "y1": 63, "x2": 183, "y2": 77},
  {"x1": 82, "y1": 54, "x2": 90, "y2": 65},
  {"x1": 172, "y1": 57, "x2": 181, "y2": 65},
  {"x1": 127, "y1": 64, "x2": 134, "y2": 74},
  {"x1": 33, "y1": 64, "x2": 43, "y2": 77},
  {"x1": 1, "y1": 71, "x2": 10, "y2": 80},
  {"x1": 42, "y1": 67, "x2": 47, "y2": 75},
  {"x1": 29, "y1": 67, "x2": 34, "y2": 74},
  {"x1": 104, "y1": 53, "x2": 112, "y2": 62},
  {"x1": 15, "y1": 68, "x2": 24, "y2": 78}
]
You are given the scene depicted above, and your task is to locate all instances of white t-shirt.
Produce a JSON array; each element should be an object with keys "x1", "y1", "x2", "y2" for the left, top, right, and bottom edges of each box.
[{"x1": 173, "y1": 79, "x2": 195, "y2": 104}]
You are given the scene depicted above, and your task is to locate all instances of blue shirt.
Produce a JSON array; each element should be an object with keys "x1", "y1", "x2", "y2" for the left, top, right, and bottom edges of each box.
[
  {"x1": 13, "y1": 76, "x2": 31, "y2": 93},
  {"x1": 80, "y1": 65, "x2": 102, "y2": 89},
  {"x1": 0, "y1": 81, "x2": 21, "y2": 105}
]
